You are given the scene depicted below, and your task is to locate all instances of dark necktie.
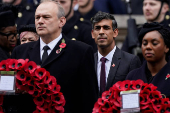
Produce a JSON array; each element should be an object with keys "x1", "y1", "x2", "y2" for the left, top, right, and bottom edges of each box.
[
  {"x1": 42, "y1": 45, "x2": 50, "y2": 63},
  {"x1": 100, "y1": 57, "x2": 107, "y2": 95}
]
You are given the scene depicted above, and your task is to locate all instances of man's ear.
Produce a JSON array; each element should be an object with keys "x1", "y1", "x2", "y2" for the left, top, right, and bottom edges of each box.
[
  {"x1": 59, "y1": 17, "x2": 66, "y2": 28},
  {"x1": 162, "y1": 3, "x2": 169, "y2": 13},
  {"x1": 91, "y1": 29, "x2": 95, "y2": 39},
  {"x1": 113, "y1": 28, "x2": 119, "y2": 38}
]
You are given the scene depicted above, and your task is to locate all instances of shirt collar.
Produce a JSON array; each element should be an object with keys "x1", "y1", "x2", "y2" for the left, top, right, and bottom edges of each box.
[
  {"x1": 98, "y1": 46, "x2": 116, "y2": 62},
  {"x1": 40, "y1": 33, "x2": 62, "y2": 51}
]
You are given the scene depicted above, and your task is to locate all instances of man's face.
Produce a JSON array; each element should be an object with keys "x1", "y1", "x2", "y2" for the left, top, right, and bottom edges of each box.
[
  {"x1": 78, "y1": 0, "x2": 92, "y2": 7},
  {"x1": 2, "y1": 0, "x2": 14, "y2": 4},
  {"x1": 35, "y1": 2, "x2": 61, "y2": 37},
  {"x1": 91, "y1": 19, "x2": 118, "y2": 50},
  {"x1": 0, "y1": 26, "x2": 17, "y2": 51},
  {"x1": 143, "y1": 0, "x2": 162, "y2": 22},
  {"x1": 142, "y1": 30, "x2": 169, "y2": 62},
  {"x1": 55, "y1": 0, "x2": 72, "y2": 17}
]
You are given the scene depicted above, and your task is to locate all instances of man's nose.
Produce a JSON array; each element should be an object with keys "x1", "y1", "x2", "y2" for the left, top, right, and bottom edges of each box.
[{"x1": 99, "y1": 28, "x2": 104, "y2": 34}]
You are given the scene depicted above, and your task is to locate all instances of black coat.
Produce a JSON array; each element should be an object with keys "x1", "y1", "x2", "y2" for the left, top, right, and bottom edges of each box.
[
  {"x1": 0, "y1": 46, "x2": 10, "y2": 62},
  {"x1": 126, "y1": 61, "x2": 170, "y2": 98},
  {"x1": 75, "y1": 7, "x2": 97, "y2": 21},
  {"x1": 11, "y1": 35, "x2": 98, "y2": 113},
  {"x1": 62, "y1": 13, "x2": 97, "y2": 52}
]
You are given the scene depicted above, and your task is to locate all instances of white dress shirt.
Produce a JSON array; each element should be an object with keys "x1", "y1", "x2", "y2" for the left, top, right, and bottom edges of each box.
[
  {"x1": 97, "y1": 46, "x2": 116, "y2": 91},
  {"x1": 40, "y1": 34, "x2": 62, "y2": 60}
]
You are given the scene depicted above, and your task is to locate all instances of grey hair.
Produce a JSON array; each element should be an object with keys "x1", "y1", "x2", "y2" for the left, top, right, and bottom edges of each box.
[{"x1": 40, "y1": 0, "x2": 65, "y2": 18}]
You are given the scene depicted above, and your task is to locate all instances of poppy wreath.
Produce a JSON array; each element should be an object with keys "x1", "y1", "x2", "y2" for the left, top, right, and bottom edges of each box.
[
  {"x1": 93, "y1": 80, "x2": 170, "y2": 113},
  {"x1": 0, "y1": 59, "x2": 65, "y2": 113}
]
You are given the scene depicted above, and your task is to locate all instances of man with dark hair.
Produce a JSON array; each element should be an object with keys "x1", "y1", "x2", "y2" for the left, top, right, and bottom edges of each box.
[
  {"x1": 12, "y1": 1, "x2": 98, "y2": 113},
  {"x1": 122, "y1": 0, "x2": 170, "y2": 57},
  {"x1": 91, "y1": 11, "x2": 141, "y2": 96}
]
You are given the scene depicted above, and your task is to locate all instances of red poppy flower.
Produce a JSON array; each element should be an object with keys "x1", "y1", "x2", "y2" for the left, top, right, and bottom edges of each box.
[
  {"x1": 36, "y1": 102, "x2": 49, "y2": 112},
  {"x1": 43, "y1": 71, "x2": 51, "y2": 83},
  {"x1": 15, "y1": 59, "x2": 29, "y2": 70},
  {"x1": 25, "y1": 85, "x2": 36, "y2": 95},
  {"x1": 0, "y1": 95, "x2": 3, "y2": 105},
  {"x1": 141, "y1": 104, "x2": 154, "y2": 113},
  {"x1": 8, "y1": 59, "x2": 18, "y2": 70},
  {"x1": 140, "y1": 94, "x2": 150, "y2": 105},
  {"x1": 161, "y1": 98, "x2": 170, "y2": 105},
  {"x1": 143, "y1": 83, "x2": 157, "y2": 92},
  {"x1": 51, "y1": 92, "x2": 65, "y2": 105},
  {"x1": 16, "y1": 79, "x2": 26, "y2": 90},
  {"x1": 51, "y1": 84, "x2": 61, "y2": 94},
  {"x1": 157, "y1": 104, "x2": 170, "y2": 113},
  {"x1": 98, "y1": 101, "x2": 111, "y2": 112},
  {"x1": 0, "y1": 60, "x2": 7, "y2": 71},
  {"x1": 54, "y1": 105, "x2": 64, "y2": 113},
  {"x1": 16, "y1": 70, "x2": 27, "y2": 81},
  {"x1": 59, "y1": 43, "x2": 66, "y2": 48},
  {"x1": 24, "y1": 61, "x2": 37, "y2": 74},
  {"x1": 42, "y1": 94, "x2": 51, "y2": 103},
  {"x1": 92, "y1": 102, "x2": 100, "y2": 113},
  {"x1": 34, "y1": 68, "x2": 46, "y2": 80},
  {"x1": 34, "y1": 96, "x2": 44, "y2": 106},
  {"x1": 119, "y1": 80, "x2": 131, "y2": 91},
  {"x1": 131, "y1": 79, "x2": 144, "y2": 90},
  {"x1": 101, "y1": 91, "x2": 111, "y2": 101},
  {"x1": 44, "y1": 76, "x2": 57, "y2": 90}
]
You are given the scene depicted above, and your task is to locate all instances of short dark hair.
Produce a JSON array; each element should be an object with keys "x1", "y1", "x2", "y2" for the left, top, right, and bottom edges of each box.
[
  {"x1": 139, "y1": 22, "x2": 170, "y2": 56},
  {"x1": 91, "y1": 11, "x2": 117, "y2": 31}
]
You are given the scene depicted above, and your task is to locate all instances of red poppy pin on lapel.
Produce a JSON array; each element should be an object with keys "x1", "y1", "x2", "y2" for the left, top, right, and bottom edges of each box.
[
  {"x1": 165, "y1": 73, "x2": 170, "y2": 80},
  {"x1": 56, "y1": 39, "x2": 66, "y2": 54},
  {"x1": 112, "y1": 63, "x2": 115, "y2": 67}
]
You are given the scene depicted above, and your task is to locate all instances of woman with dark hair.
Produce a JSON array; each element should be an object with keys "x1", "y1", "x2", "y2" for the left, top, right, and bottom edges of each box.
[
  {"x1": 0, "y1": 9, "x2": 17, "y2": 61},
  {"x1": 126, "y1": 22, "x2": 170, "y2": 98}
]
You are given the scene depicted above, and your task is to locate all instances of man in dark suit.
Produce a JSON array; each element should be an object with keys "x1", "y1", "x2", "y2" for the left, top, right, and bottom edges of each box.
[
  {"x1": 11, "y1": 1, "x2": 98, "y2": 113},
  {"x1": 91, "y1": 11, "x2": 141, "y2": 96}
]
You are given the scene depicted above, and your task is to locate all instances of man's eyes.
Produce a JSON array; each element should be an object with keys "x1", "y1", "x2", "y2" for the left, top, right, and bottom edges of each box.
[{"x1": 94, "y1": 26, "x2": 110, "y2": 30}]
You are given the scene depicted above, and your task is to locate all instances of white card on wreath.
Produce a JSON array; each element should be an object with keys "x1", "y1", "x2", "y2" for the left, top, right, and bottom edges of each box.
[
  {"x1": 122, "y1": 93, "x2": 139, "y2": 109},
  {"x1": 0, "y1": 76, "x2": 15, "y2": 90},
  {"x1": 120, "y1": 90, "x2": 140, "y2": 113}
]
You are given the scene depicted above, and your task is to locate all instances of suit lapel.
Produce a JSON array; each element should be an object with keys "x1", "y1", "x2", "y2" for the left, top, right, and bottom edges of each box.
[
  {"x1": 28, "y1": 40, "x2": 41, "y2": 65},
  {"x1": 41, "y1": 36, "x2": 67, "y2": 67},
  {"x1": 94, "y1": 52, "x2": 98, "y2": 73},
  {"x1": 106, "y1": 47, "x2": 121, "y2": 90}
]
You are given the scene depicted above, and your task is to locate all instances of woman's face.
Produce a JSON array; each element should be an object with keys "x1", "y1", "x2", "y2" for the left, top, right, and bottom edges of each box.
[
  {"x1": 142, "y1": 30, "x2": 169, "y2": 63},
  {"x1": 20, "y1": 32, "x2": 38, "y2": 44},
  {"x1": 0, "y1": 26, "x2": 17, "y2": 52}
]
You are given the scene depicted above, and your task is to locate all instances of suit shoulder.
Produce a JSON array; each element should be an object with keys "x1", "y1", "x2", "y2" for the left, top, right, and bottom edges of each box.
[
  {"x1": 126, "y1": 68, "x2": 139, "y2": 80},
  {"x1": 121, "y1": 49, "x2": 138, "y2": 59},
  {"x1": 14, "y1": 41, "x2": 36, "y2": 50}
]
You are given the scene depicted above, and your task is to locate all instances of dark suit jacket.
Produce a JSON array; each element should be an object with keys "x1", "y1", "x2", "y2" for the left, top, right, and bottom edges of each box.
[
  {"x1": 11, "y1": 35, "x2": 98, "y2": 113},
  {"x1": 126, "y1": 61, "x2": 170, "y2": 98},
  {"x1": 0, "y1": 46, "x2": 10, "y2": 62},
  {"x1": 94, "y1": 47, "x2": 141, "y2": 92}
]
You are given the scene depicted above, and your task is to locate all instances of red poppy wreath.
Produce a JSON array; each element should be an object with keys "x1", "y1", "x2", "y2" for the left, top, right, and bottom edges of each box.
[
  {"x1": 0, "y1": 59, "x2": 65, "y2": 113},
  {"x1": 93, "y1": 80, "x2": 170, "y2": 113}
]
